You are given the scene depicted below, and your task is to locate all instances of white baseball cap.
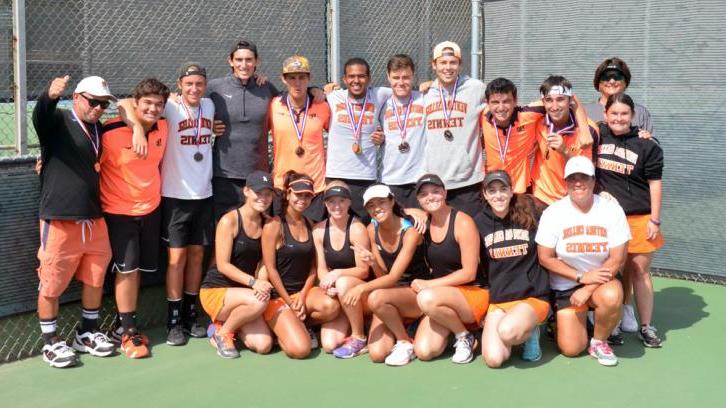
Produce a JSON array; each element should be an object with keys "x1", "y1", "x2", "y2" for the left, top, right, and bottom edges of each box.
[
  {"x1": 363, "y1": 184, "x2": 393, "y2": 206},
  {"x1": 564, "y1": 156, "x2": 596, "y2": 179},
  {"x1": 432, "y1": 41, "x2": 462, "y2": 61},
  {"x1": 74, "y1": 76, "x2": 116, "y2": 101}
]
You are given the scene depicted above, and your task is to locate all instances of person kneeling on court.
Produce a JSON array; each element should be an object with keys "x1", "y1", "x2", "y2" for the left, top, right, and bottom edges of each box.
[
  {"x1": 536, "y1": 157, "x2": 630, "y2": 367},
  {"x1": 200, "y1": 171, "x2": 275, "y2": 359},
  {"x1": 413, "y1": 174, "x2": 489, "y2": 364},
  {"x1": 476, "y1": 171, "x2": 550, "y2": 367}
]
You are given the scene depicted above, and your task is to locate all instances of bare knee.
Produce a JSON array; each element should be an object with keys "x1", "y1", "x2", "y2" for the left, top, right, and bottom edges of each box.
[
  {"x1": 245, "y1": 336, "x2": 273, "y2": 355},
  {"x1": 483, "y1": 353, "x2": 505, "y2": 368},
  {"x1": 558, "y1": 341, "x2": 586, "y2": 358},
  {"x1": 367, "y1": 290, "x2": 386, "y2": 312},
  {"x1": 335, "y1": 276, "x2": 358, "y2": 294},
  {"x1": 416, "y1": 289, "x2": 438, "y2": 313},
  {"x1": 497, "y1": 321, "x2": 519, "y2": 344},
  {"x1": 283, "y1": 340, "x2": 311, "y2": 359},
  {"x1": 598, "y1": 288, "x2": 624, "y2": 309},
  {"x1": 414, "y1": 343, "x2": 441, "y2": 361},
  {"x1": 319, "y1": 297, "x2": 341, "y2": 320},
  {"x1": 368, "y1": 345, "x2": 388, "y2": 363}
]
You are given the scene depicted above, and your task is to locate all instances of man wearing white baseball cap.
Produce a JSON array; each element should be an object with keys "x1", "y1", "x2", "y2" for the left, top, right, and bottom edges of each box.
[
  {"x1": 536, "y1": 155, "x2": 630, "y2": 367},
  {"x1": 32, "y1": 74, "x2": 117, "y2": 368}
]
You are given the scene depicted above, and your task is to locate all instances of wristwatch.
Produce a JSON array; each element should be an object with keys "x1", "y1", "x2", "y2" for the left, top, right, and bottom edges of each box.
[{"x1": 575, "y1": 270, "x2": 584, "y2": 284}]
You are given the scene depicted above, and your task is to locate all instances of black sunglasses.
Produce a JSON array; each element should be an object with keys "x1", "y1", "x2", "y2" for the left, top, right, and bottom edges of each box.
[
  {"x1": 80, "y1": 94, "x2": 111, "y2": 109},
  {"x1": 600, "y1": 71, "x2": 625, "y2": 82}
]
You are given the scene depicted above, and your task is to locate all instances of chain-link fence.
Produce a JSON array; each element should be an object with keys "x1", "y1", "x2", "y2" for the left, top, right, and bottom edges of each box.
[{"x1": 0, "y1": 0, "x2": 476, "y2": 363}]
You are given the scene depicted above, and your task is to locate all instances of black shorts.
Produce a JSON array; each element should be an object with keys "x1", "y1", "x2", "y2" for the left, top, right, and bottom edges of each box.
[
  {"x1": 104, "y1": 207, "x2": 161, "y2": 273},
  {"x1": 327, "y1": 177, "x2": 376, "y2": 224},
  {"x1": 447, "y1": 182, "x2": 483, "y2": 217},
  {"x1": 212, "y1": 177, "x2": 246, "y2": 221},
  {"x1": 551, "y1": 285, "x2": 585, "y2": 312},
  {"x1": 388, "y1": 183, "x2": 420, "y2": 209},
  {"x1": 161, "y1": 197, "x2": 214, "y2": 248},
  {"x1": 271, "y1": 190, "x2": 326, "y2": 223}
]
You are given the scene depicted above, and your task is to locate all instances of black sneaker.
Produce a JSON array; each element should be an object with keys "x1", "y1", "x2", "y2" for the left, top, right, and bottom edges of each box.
[
  {"x1": 607, "y1": 329, "x2": 625, "y2": 346},
  {"x1": 183, "y1": 320, "x2": 207, "y2": 338},
  {"x1": 545, "y1": 314, "x2": 556, "y2": 341},
  {"x1": 639, "y1": 325, "x2": 663, "y2": 348},
  {"x1": 166, "y1": 324, "x2": 187, "y2": 346}
]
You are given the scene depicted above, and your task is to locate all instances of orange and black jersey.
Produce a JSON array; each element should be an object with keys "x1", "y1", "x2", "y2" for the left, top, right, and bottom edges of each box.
[
  {"x1": 473, "y1": 202, "x2": 549, "y2": 303},
  {"x1": 482, "y1": 106, "x2": 545, "y2": 194},
  {"x1": 596, "y1": 123, "x2": 663, "y2": 215}
]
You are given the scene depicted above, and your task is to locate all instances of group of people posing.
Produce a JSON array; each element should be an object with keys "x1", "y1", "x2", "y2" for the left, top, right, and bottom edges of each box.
[{"x1": 32, "y1": 39, "x2": 664, "y2": 369}]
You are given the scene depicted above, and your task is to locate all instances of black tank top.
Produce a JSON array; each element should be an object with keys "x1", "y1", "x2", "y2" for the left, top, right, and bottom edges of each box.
[
  {"x1": 323, "y1": 216, "x2": 356, "y2": 270},
  {"x1": 425, "y1": 209, "x2": 463, "y2": 279},
  {"x1": 202, "y1": 209, "x2": 262, "y2": 289},
  {"x1": 374, "y1": 218, "x2": 429, "y2": 284},
  {"x1": 272, "y1": 217, "x2": 314, "y2": 298}
]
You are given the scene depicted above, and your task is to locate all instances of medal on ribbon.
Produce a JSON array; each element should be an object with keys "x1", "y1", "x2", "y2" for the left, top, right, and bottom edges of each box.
[
  {"x1": 181, "y1": 101, "x2": 204, "y2": 162},
  {"x1": 438, "y1": 77, "x2": 459, "y2": 142},
  {"x1": 391, "y1": 95, "x2": 413, "y2": 154},
  {"x1": 71, "y1": 109, "x2": 100, "y2": 172},
  {"x1": 287, "y1": 94, "x2": 309, "y2": 157},
  {"x1": 544, "y1": 113, "x2": 576, "y2": 160},
  {"x1": 490, "y1": 116, "x2": 513, "y2": 165},
  {"x1": 346, "y1": 91, "x2": 369, "y2": 154}
]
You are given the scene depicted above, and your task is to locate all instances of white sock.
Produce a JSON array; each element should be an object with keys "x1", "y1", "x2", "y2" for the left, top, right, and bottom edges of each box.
[{"x1": 455, "y1": 331, "x2": 469, "y2": 340}]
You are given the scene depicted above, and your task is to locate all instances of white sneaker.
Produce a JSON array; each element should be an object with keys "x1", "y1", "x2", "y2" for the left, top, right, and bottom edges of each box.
[
  {"x1": 42, "y1": 340, "x2": 78, "y2": 368},
  {"x1": 72, "y1": 330, "x2": 115, "y2": 357},
  {"x1": 621, "y1": 304, "x2": 639, "y2": 333},
  {"x1": 451, "y1": 332, "x2": 477, "y2": 364},
  {"x1": 385, "y1": 341, "x2": 416, "y2": 367}
]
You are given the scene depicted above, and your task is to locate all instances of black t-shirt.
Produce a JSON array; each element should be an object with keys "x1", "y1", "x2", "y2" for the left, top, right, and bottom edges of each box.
[
  {"x1": 33, "y1": 91, "x2": 103, "y2": 220},
  {"x1": 474, "y1": 203, "x2": 549, "y2": 303},
  {"x1": 596, "y1": 124, "x2": 664, "y2": 215}
]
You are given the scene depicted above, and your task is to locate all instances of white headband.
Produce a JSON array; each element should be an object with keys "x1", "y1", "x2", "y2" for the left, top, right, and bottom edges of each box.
[{"x1": 541, "y1": 85, "x2": 572, "y2": 98}]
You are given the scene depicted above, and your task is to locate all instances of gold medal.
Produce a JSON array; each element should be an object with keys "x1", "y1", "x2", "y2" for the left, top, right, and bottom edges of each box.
[
  {"x1": 94, "y1": 162, "x2": 101, "y2": 173},
  {"x1": 352, "y1": 143, "x2": 361, "y2": 154}
]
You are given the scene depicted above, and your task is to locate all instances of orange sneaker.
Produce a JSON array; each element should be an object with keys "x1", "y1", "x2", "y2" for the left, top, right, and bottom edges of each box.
[{"x1": 121, "y1": 333, "x2": 150, "y2": 359}]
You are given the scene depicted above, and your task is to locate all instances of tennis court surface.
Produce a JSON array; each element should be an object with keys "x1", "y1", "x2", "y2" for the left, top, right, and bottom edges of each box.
[{"x1": 1, "y1": 277, "x2": 722, "y2": 408}]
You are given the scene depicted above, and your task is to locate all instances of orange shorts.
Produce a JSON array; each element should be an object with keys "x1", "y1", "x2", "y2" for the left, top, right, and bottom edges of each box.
[
  {"x1": 488, "y1": 297, "x2": 550, "y2": 323},
  {"x1": 264, "y1": 293, "x2": 299, "y2": 322},
  {"x1": 627, "y1": 214, "x2": 664, "y2": 254},
  {"x1": 458, "y1": 286, "x2": 490, "y2": 328},
  {"x1": 200, "y1": 288, "x2": 227, "y2": 322},
  {"x1": 37, "y1": 218, "x2": 111, "y2": 298}
]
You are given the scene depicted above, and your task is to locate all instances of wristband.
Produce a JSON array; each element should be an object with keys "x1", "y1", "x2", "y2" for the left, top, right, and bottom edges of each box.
[
  {"x1": 575, "y1": 270, "x2": 584, "y2": 284},
  {"x1": 649, "y1": 219, "x2": 661, "y2": 226},
  {"x1": 248, "y1": 277, "x2": 256, "y2": 287}
]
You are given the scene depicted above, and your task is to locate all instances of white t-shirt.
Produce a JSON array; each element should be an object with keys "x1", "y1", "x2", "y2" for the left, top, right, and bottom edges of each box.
[
  {"x1": 379, "y1": 91, "x2": 427, "y2": 185},
  {"x1": 535, "y1": 194, "x2": 631, "y2": 291},
  {"x1": 325, "y1": 87, "x2": 391, "y2": 180},
  {"x1": 161, "y1": 98, "x2": 215, "y2": 199}
]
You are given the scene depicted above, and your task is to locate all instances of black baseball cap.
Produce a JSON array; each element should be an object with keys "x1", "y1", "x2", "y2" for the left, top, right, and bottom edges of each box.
[
  {"x1": 288, "y1": 178, "x2": 315, "y2": 194},
  {"x1": 245, "y1": 171, "x2": 274, "y2": 192},
  {"x1": 179, "y1": 62, "x2": 207, "y2": 79},
  {"x1": 415, "y1": 174, "x2": 446, "y2": 194},
  {"x1": 483, "y1": 170, "x2": 512, "y2": 188},
  {"x1": 323, "y1": 184, "x2": 351, "y2": 201},
  {"x1": 229, "y1": 40, "x2": 258, "y2": 58}
]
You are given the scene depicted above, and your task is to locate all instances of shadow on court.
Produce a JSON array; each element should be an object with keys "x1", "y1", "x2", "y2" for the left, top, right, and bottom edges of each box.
[{"x1": 652, "y1": 286, "x2": 709, "y2": 336}]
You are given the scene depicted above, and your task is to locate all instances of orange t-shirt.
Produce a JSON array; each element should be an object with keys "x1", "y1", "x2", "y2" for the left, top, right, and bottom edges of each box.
[
  {"x1": 531, "y1": 117, "x2": 596, "y2": 205},
  {"x1": 481, "y1": 107, "x2": 543, "y2": 194},
  {"x1": 99, "y1": 117, "x2": 168, "y2": 216},
  {"x1": 269, "y1": 96, "x2": 331, "y2": 193}
]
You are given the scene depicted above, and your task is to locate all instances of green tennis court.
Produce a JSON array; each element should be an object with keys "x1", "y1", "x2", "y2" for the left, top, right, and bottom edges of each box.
[{"x1": 0, "y1": 277, "x2": 722, "y2": 407}]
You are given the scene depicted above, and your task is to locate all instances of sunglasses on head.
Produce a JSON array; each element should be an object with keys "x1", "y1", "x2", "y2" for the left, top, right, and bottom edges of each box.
[
  {"x1": 80, "y1": 94, "x2": 111, "y2": 109},
  {"x1": 600, "y1": 71, "x2": 625, "y2": 82}
]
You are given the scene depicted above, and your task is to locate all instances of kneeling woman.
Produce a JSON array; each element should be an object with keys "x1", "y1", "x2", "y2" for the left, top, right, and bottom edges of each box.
[
  {"x1": 200, "y1": 171, "x2": 276, "y2": 359},
  {"x1": 341, "y1": 184, "x2": 430, "y2": 366},
  {"x1": 536, "y1": 156, "x2": 630, "y2": 366},
  {"x1": 476, "y1": 171, "x2": 550, "y2": 368},
  {"x1": 261, "y1": 172, "x2": 342, "y2": 359},
  {"x1": 312, "y1": 181, "x2": 371, "y2": 357},
  {"x1": 413, "y1": 174, "x2": 489, "y2": 365}
]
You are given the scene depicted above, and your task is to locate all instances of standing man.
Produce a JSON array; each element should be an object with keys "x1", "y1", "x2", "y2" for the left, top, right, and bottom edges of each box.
[
  {"x1": 269, "y1": 55, "x2": 331, "y2": 220},
  {"x1": 161, "y1": 63, "x2": 216, "y2": 345},
  {"x1": 325, "y1": 58, "x2": 391, "y2": 220},
  {"x1": 378, "y1": 54, "x2": 427, "y2": 208},
  {"x1": 33, "y1": 75, "x2": 116, "y2": 367},
  {"x1": 208, "y1": 40, "x2": 279, "y2": 219},
  {"x1": 531, "y1": 76, "x2": 597, "y2": 206},
  {"x1": 423, "y1": 42, "x2": 487, "y2": 216},
  {"x1": 100, "y1": 78, "x2": 170, "y2": 358}
]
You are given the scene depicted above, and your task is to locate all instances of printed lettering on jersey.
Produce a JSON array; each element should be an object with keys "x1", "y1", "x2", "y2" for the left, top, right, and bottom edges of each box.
[
  {"x1": 561, "y1": 224, "x2": 610, "y2": 254},
  {"x1": 598, "y1": 144, "x2": 639, "y2": 163},
  {"x1": 484, "y1": 228, "x2": 531, "y2": 259},
  {"x1": 597, "y1": 157, "x2": 634, "y2": 175},
  {"x1": 177, "y1": 118, "x2": 212, "y2": 133},
  {"x1": 335, "y1": 103, "x2": 376, "y2": 125}
]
